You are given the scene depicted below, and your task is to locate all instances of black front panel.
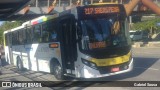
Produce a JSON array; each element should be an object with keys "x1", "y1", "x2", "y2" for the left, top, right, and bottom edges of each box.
[
  {"x1": 77, "y1": 4, "x2": 126, "y2": 20},
  {"x1": 98, "y1": 61, "x2": 130, "y2": 74},
  {"x1": 82, "y1": 46, "x2": 131, "y2": 59}
]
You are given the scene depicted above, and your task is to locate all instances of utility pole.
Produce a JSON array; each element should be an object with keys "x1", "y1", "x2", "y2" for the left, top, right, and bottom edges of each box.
[
  {"x1": 36, "y1": 0, "x2": 38, "y2": 7},
  {"x1": 70, "y1": 0, "x2": 72, "y2": 6},
  {"x1": 91, "y1": 0, "x2": 93, "y2": 4},
  {"x1": 59, "y1": 0, "x2": 61, "y2": 7},
  {"x1": 48, "y1": 0, "x2": 50, "y2": 7}
]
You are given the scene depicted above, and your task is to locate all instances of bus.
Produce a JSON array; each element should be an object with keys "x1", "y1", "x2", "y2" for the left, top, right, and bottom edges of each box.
[{"x1": 3, "y1": 3, "x2": 133, "y2": 80}]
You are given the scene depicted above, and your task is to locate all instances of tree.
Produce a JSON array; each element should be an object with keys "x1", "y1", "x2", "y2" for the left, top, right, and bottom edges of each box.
[
  {"x1": 0, "y1": 21, "x2": 22, "y2": 44},
  {"x1": 131, "y1": 18, "x2": 160, "y2": 31}
]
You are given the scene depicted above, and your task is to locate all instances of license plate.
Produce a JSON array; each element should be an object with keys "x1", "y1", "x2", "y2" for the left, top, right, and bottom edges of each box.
[{"x1": 111, "y1": 67, "x2": 120, "y2": 72}]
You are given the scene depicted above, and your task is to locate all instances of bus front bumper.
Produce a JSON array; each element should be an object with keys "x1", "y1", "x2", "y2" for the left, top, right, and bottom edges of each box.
[{"x1": 80, "y1": 58, "x2": 133, "y2": 78}]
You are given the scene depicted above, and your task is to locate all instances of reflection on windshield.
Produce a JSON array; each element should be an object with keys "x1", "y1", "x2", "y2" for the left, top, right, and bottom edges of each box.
[
  {"x1": 81, "y1": 19, "x2": 111, "y2": 42},
  {"x1": 80, "y1": 18, "x2": 128, "y2": 50}
]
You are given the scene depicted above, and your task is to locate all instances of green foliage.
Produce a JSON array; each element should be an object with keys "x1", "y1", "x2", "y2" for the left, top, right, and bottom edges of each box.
[
  {"x1": 131, "y1": 18, "x2": 160, "y2": 30},
  {"x1": 0, "y1": 21, "x2": 22, "y2": 44}
]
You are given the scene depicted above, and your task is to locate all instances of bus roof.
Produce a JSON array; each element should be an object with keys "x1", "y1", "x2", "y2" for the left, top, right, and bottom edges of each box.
[
  {"x1": 11, "y1": 25, "x2": 24, "y2": 32},
  {"x1": 22, "y1": 14, "x2": 59, "y2": 26},
  {"x1": 3, "y1": 25, "x2": 24, "y2": 34}
]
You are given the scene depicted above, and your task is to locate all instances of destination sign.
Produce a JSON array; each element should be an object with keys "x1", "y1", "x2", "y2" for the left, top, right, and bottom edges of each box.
[
  {"x1": 89, "y1": 41, "x2": 106, "y2": 49},
  {"x1": 84, "y1": 6, "x2": 120, "y2": 15}
]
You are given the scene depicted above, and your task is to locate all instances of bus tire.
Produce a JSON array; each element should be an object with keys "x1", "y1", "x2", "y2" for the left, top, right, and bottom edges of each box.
[
  {"x1": 50, "y1": 60, "x2": 65, "y2": 80},
  {"x1": 17, "y1": 56, "x2": 23, "y2": 71}
]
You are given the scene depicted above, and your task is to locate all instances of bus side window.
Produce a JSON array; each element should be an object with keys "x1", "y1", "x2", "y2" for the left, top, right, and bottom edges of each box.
[
  {"x1": 12, "y1": 32, "x2": 15, "y2": 45},
  {"x1": 22, "y1": 29, "x2": 26, "y2": 44},
  {"x1": 12, "y1": 32, "x2": 14, "y2": 45},
  {"x1": 42, "y1": 23, "x2": 50, "y2": 43},
  {"x1": 12, "y1": 31, "x2": 19, "y2": 45},
  {"x1": 26, "y1": 27, "x2": 33, "y2": 44},
  {"x1": 33, "y1": 25, "x2": 41, "y2": 43},
  {"x1": 42, "y1": 20, "x2": 57, "y2": 42},
  {"x1": 49, "y1": 22, "x2": 57, "y2": 42},
  {"x1": 17, "y1": 31, "x2": 20, "y2": 45},
  {"x1": 18, "y1": 30, "x2": 23, "y2": 45},
  {"x1": 9, "y1": 33, "x2": 12, "y2": 46}
]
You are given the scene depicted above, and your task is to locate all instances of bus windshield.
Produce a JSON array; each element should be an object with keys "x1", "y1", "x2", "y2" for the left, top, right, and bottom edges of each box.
[{"x1": 80, "y1": 18, "x2": 130, "y2": 51}]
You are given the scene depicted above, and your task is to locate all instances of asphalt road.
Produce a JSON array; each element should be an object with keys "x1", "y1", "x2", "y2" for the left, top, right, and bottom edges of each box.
[{"x1": 0, "y1": 47, "x2": 160, "y2": 90}]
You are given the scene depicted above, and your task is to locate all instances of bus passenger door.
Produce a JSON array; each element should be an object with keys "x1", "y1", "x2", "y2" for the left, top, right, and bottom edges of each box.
[{"x1": 59, "y1": 16, "x2": 77, "y2": 75}]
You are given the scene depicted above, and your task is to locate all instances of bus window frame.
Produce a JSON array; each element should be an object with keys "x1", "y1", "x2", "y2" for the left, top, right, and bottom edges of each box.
[{"x1": 5, "y1": 33, "x2": 9, "y2": 46}]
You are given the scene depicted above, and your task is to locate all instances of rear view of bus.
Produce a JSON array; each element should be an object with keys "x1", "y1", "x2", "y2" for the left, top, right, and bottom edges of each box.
[{"x1": 74, "y1": 4, "x2": 133, "y2": 78}]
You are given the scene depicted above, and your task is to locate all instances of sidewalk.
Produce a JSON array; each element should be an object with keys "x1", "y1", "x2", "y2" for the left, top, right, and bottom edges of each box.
[{"x1": 132, "y1": 41, "x2": 160, "y2": 48}]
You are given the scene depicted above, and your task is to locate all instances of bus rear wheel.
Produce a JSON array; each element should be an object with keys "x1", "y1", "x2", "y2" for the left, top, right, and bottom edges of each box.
[{"x1": 51, "y1": 61, "x2": 65, "y2": 80}]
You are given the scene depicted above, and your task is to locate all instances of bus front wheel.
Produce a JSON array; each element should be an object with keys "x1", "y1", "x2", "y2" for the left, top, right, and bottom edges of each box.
[{"x1": 50, "y1": 60, "x2": 65, "y2": 80}]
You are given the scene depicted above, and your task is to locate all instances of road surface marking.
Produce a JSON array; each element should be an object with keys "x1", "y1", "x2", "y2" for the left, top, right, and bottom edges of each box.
[{"x1": 134, "y1": 67, "x2": 159, "y2": 71}]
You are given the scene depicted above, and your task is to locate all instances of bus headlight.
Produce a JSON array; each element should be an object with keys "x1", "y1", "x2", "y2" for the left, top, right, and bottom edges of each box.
[{"x1": 81, "y1": 58, "x2": 97, "y2": 69}]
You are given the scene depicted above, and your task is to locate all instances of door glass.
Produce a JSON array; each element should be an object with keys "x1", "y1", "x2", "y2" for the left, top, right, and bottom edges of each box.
[{"x1": 60, "y1": 17, "x2": 76, "y2": 70}]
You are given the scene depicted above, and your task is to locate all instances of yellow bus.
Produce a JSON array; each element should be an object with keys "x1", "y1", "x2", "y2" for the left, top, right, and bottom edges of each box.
[{"x1": 3, "y1": 3, "x2": 133, "y2": 80}]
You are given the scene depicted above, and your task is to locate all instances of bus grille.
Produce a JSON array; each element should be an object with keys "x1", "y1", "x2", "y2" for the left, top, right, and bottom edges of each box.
[{"x1": 97, "y1": 62, "x2": 129, "y2": 74}]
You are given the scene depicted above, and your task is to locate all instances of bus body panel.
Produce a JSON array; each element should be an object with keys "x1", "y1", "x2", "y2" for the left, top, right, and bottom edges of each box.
[
  {"x1": 11, "y1": 42, "x2": 62, "y2": 72},
  {"x1": 4, "y1": 46, "x2": 11, "y2": 64},
  {"x1": 75, "y1": 47, "x2": 133, "y2": 78},
  {"x1": 81, "y1": 58, "x2": 133, "y2": 78}
]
